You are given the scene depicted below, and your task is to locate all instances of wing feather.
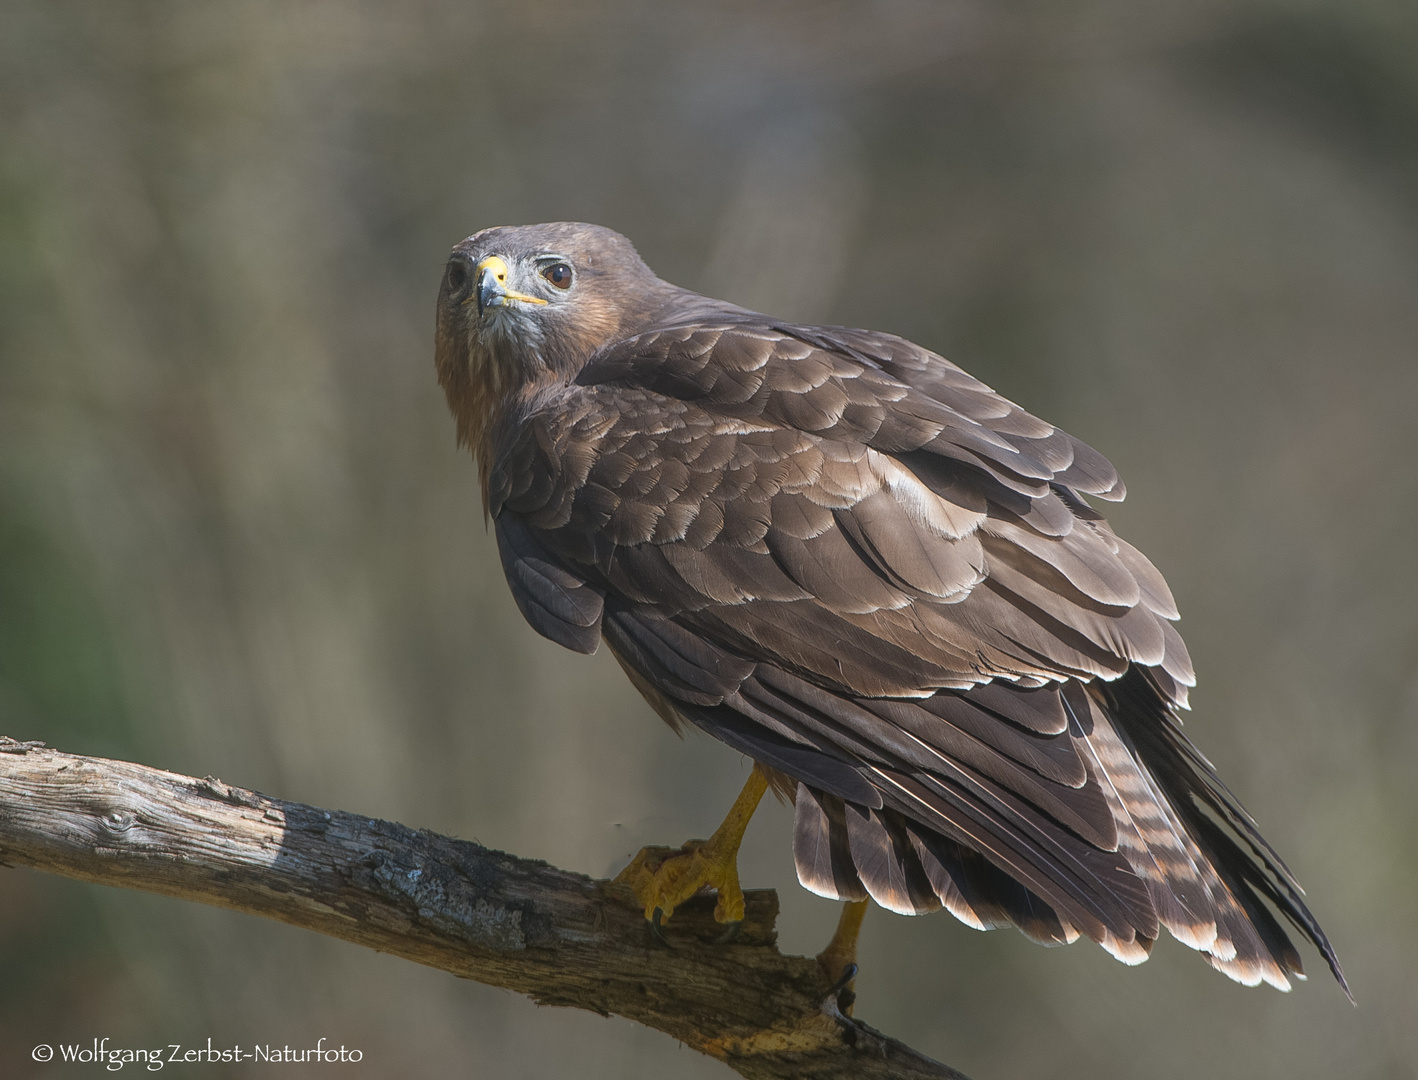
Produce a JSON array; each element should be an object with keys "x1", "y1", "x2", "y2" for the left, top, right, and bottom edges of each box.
[{"x1": 485, "y1": 315, "x2": 1340, "y2": 991}]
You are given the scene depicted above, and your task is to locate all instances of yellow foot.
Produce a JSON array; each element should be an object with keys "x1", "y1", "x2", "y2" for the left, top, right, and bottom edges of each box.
[
  {"x1": 613, "y1": 765, "x2": 768, "y2": 931},
  {"x1": 816, "y1": 899, "x2": 868, "y2": 1015},
  {"x1": 614, "y1": 837, "x2": 747, "y2": 926}
]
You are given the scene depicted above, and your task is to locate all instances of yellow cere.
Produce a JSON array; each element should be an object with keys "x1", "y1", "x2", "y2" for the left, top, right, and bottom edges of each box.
[{"x1": 471, "y1": 255, "x2": 547, "y2": 306}]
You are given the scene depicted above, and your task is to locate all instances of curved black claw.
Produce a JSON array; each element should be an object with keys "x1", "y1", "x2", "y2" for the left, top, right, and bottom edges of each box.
[
  {"x1": 713, "y1": 919, "x2": 743, "y2": 945},
  {"x1": 827, "y1": 961, "x2": 858, "y2": 999},
  {"x1": 649, "y1": 906, "x2": 675, "y2": 949}
]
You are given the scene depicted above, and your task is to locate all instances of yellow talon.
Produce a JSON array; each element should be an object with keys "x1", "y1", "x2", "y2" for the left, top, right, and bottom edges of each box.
[
  {"x1": 614, "y1": 765, "x2": 768, "y2": 927},
  {"x1": 817, "y1": 899, "x2": 869, "y2": 1015}
]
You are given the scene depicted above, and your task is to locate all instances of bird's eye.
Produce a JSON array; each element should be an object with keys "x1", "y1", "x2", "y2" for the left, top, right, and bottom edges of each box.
[{"x1": 542, "y1": 262, "x2": 573, "y2": 290}]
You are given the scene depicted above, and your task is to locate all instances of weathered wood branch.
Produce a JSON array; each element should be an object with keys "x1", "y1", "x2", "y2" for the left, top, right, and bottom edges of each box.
[{"x1": 0, "y1": 738, "x2": 969, "y2": 1080}]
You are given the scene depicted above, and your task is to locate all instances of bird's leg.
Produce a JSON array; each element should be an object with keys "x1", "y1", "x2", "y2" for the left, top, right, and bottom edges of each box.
[
  {"x1": 614, "y1": 764, "x2": 768, "y2": 932},
  {"x1": 816, "y1": 899, "x2": 869, "y2": 1015}
]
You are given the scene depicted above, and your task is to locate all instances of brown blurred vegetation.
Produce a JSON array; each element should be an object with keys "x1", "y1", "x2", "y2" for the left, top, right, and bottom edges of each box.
[{"x1": 2, "y1": 2, "x2": 1416, "y2": 1077}]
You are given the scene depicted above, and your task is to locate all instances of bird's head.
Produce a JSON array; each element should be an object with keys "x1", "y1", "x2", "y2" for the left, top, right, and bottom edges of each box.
[{"x1": 435, "y1": 222, "x2": 670, "y2": 475}]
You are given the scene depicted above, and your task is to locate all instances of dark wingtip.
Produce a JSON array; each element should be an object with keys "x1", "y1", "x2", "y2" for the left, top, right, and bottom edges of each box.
[{"x1": 1321, "y1": 941, "x2": 1354, "y2": 1004}]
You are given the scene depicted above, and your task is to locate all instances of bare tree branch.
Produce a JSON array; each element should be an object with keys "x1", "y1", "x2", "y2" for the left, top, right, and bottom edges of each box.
[{"x1": 0, "y1": 737, "x2": 969, "y2": 1080}]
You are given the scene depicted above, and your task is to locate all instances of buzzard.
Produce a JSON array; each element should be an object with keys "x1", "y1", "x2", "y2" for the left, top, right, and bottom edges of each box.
[{"x1": 434, "y1": 222, "x2": 1346, "y2": 997}]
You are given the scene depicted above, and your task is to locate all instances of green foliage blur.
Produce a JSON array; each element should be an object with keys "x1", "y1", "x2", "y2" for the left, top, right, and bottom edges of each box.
[{"x1": 2, "y1": 2, "x2": 1416, "y2": 1077}]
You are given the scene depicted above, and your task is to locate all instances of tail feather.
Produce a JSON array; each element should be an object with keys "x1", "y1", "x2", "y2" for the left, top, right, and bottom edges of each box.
[
  {"x1": 1104, "y1": 670, "x2": 1350, "y2": 1000},
  {"x1": 783, "y1": 666, "x2": 1346, "y2": 997},
  {"x1": 1067, "y1": 683, "x2": 1226, "y2": 955},
  {"x1": 793, "y1": 784, "x2": 867, "y2": 903},
  {"x1": 843, "y1": 802, "x2": 940, "y2": 915},
  {"x1": 906, "y1": 821, "x2": 1079, "y2": 945}
]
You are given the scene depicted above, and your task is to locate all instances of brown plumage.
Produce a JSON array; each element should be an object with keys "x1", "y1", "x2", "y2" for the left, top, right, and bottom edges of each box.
[{"x1": 435, "y1": 221, "x2": 1346, "y2": 995}]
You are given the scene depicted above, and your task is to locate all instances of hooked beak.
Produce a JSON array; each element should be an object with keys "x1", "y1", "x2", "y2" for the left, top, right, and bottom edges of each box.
[{"x1": 469, "y1": 255, "x2": 548, "y2": 317}]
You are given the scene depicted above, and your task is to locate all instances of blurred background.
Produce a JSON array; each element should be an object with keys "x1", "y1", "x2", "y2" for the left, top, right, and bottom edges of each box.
[{"x1": 2, "y1": 1, "x2": 1416, "y2": 1077}]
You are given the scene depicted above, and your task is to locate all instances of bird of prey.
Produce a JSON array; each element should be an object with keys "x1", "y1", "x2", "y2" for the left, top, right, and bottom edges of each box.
[{"x1": 434, "y1": 221, "x2": 1346, "y2": 998}]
